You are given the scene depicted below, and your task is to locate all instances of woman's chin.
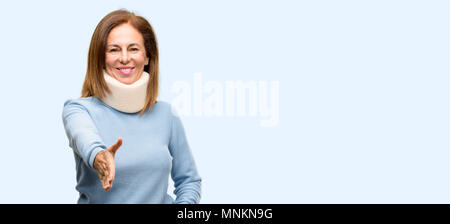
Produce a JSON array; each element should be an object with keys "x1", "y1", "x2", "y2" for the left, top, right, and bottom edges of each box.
[
  {"x1": 114, "y1": 72, "x2": 140, "y2": 84},
  {"x1": 116, "y1": 76, "x2": 137, "y2": 85}
]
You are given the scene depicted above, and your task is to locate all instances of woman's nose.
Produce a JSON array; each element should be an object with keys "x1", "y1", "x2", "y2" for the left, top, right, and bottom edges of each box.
[{"x1": 119, "y1": 49, "x2": 130, "y2": 64}]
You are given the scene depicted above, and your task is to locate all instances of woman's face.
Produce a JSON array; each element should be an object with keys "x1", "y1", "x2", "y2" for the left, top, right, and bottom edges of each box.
[{"x1": 105, "y1": 23, "x2": 149, "y2": 85}]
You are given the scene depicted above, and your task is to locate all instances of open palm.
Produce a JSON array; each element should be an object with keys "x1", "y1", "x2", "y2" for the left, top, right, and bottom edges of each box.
[{"x1": 93, "y1": 138, "x2": 122, "y2": 191}]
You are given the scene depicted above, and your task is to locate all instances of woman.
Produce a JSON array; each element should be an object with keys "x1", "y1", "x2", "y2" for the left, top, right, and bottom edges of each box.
[{"x1": 62, "y1": 9, "x2": 201, "y2": 204}]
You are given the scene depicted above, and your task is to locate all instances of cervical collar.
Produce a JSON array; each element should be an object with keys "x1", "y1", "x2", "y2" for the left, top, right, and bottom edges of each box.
[{"x1": 101, "y1": 70, "x2": 149, "y2": 113}]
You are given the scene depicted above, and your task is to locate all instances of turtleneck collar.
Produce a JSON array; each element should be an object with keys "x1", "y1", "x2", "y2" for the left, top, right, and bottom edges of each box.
[{"x1": 101, "y1": 70, "x2": 149, "y2": 113}]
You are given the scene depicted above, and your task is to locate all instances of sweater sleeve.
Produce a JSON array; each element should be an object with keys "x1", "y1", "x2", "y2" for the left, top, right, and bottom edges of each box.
[
  {"x1": 168, "y1": 110, "x2": 202, "y2": 204},
  {"x1": 62, "y1": 99, "x2": 107, "y2": 169}
]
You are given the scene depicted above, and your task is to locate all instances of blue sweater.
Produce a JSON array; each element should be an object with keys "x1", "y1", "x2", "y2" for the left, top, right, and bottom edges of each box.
[{"x1": 62, "y1": 97, "x2": 201, "y2": 204}]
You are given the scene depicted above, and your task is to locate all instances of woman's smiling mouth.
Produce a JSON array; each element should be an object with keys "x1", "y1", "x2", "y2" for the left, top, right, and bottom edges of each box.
[{"x1": 117, "y1": 66, "x2": 135, "y2": 75}]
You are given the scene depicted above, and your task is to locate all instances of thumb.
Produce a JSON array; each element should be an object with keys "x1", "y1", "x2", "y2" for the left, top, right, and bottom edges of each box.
[{"x1": 108, "y1": 137, "x2": 123, "y2": 155}]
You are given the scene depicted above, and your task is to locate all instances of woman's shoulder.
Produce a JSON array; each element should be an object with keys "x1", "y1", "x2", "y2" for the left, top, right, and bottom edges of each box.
[
  {"x1": 153, "y1": 100, "x2": 171, "y2": 110},
  {"x1": 152, "y1": 100, "x2": 180, "y2": 118},
  {"x1": 63, "y1": 96, "x2": 101, "y2": 111}
]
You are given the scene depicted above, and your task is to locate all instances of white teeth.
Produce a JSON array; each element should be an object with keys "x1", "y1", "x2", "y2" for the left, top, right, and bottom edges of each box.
[{"x1": 119, "y1": 68, "x2": 131, "y2": 72}]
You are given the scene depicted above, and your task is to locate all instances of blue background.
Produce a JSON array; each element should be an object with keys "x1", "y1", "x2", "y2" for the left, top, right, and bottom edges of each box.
[{"x1": 0, "y1": 0, "x2": 449, "y2": 203}]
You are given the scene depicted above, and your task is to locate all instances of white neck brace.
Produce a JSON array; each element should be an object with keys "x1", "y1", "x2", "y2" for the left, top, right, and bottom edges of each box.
[{"x1": 101, "y1": 70, "x2": 149, "y2": 113}]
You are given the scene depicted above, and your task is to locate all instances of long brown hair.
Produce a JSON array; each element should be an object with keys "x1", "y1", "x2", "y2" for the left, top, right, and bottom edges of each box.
[{"x1": 82, "y1": 9, "x2": 159, "y2": 116}]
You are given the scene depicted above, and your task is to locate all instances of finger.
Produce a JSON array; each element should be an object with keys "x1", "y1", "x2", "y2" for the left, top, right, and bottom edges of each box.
[
  {"x1": 101, "y1": 175, "x2": 109, "y2": 190},
  {"x1": 98, "y1": 164, "x2": 109, "y2": 186},
  {"x1": 103, "y1": 172, "x2": 112, "y2": 191},
  {"x1": 109, "y1": 164, "x2": 115, "y2": 187},
  {"x1": 103, "y1": 162, "x2": 114, "y2": 189},
  {"x1": 105, "y1": 163, "x2": 112, "y2": 181},
  {"x1": 97, "y1": 164, "x2": 106, "y2": 176},
  {"x1": 104, "y1": 181, "x2": 110, "y2": 191},
  {"x1": 96, "y1": 167, "x2": 103, "y2": 176},
  {"x1": 109, "y1": 138, "x2": 123, "y2": 154},
  {"x1": 104, "y1": 173, "x2": 112, "y2": 191}
]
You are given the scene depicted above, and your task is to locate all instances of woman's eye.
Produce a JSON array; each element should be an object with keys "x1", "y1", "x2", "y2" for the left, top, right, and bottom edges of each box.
[
  {"x1": 109, "y1": 49, "x2": 119, "y2": 52},
  {"x1": 130, "y1": 48, "x2": 139, "y2": 51}
]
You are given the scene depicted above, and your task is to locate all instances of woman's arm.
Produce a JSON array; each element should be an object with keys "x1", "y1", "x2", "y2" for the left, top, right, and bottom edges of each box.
[
  {"x1": 168, "y1": 111, "x2": 202, "y2": 204},
  {"x1": 62, "y1": 99, "x2": 107, "y2": 169},
  {"x1": 62, "y1": 99, "x2": 123, "y2": 191}
]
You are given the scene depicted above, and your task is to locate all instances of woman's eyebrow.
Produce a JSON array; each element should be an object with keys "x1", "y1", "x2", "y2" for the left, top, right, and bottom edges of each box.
[
  {"x1": 106, "y1": 43, "x2": 141, "y2": 48},
  {"x1": 107, "y1": 44, "x2": 121, "y2": 48}
]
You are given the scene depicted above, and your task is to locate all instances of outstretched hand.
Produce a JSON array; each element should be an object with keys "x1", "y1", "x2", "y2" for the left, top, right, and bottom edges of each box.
[{"x1": 93, "y1": 138, "x2": 122, "y2": 191}]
